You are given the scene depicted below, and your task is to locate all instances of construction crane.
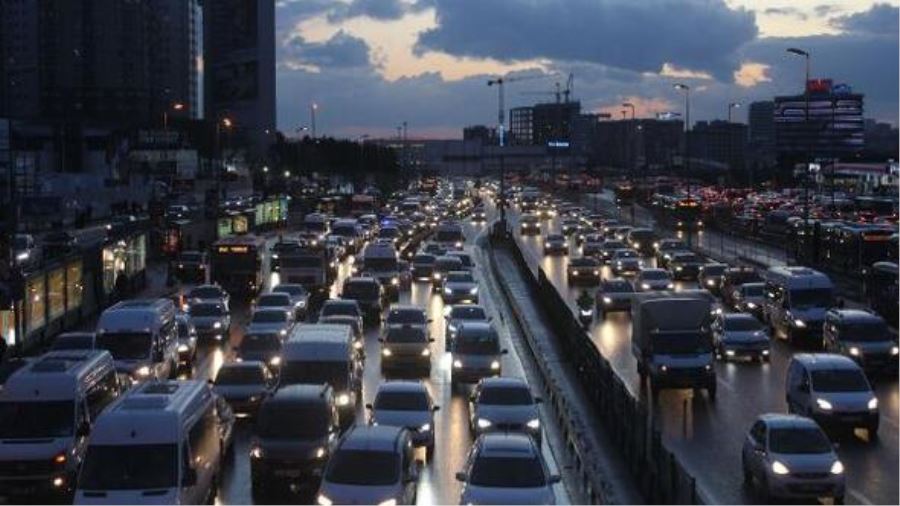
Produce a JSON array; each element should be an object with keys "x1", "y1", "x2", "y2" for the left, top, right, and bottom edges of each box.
[
  {"x1": 518, "y1": 72, "x2": 575, "y2": 104},
  {"x1": 520, "y1": 81, "x2": 563, "y2": 103},
  {"x1": 487, "y1": 73, "x2": 553, "y2": 147}
]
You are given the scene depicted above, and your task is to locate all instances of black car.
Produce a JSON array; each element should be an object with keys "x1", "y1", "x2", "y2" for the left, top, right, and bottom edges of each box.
[
  {"x1": 599, "y1": 240, "x2": 627, "y2": 264},
  {"x1": 720, "y1": 267, "x2": 763, "y2": 307},
  {"x1": 668, "y1": 251, "x2": 704, "y2": 281},
  {"x1": 596, "y1": 278, "x2": 634, "y2": 318},
  {"x1": 270, "y1": 241, "x2": 304, "y2": 272},
  {"x1": 170, "y1": 250, "x2": 207, "y2": 283},
  {"x1": 697, "y1": 263, "x2": 728, "y2": 295},
  {"x1": 567, "y1": 257, "x2": 602, "y2": 285},
  {"x1": 411, "y1": 254, "x2": 437, "y2": 282},
  {"x1": 654, "y1": 239, "x2": 687, "y2": 269},
  {"x1": 341, "y1": 277, "x2": 385, "y2": 325}
]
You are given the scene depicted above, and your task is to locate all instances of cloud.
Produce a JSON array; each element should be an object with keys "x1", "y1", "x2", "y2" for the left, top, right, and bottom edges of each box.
[
  {"x1": 763, "y1": 7, "x2": 808, "y2": 21},
  {"x1": 414, "y1": 0, "x2": 758, "y2": 81},
  {"x1": 596, "y1": 96, "x2": 675, "y2": 119},
  {"x1": 658, "y1": 63, "x2": 713, "y2": 80},
  {"x1": 733, "y1": 62, "x2": 772, "y2": 87},
  {"x1": 283, "y1": 30, "x2": 372, "y2": 70},
  {"x1": 831, "y1": 3, "x2": 899, "y2": 35},
  {"x1": 813, "y1": 4, "x2": 842, "y2": 17},
  {"x1": 326, "y1": 0, "x2": 433, "y2": 22}
]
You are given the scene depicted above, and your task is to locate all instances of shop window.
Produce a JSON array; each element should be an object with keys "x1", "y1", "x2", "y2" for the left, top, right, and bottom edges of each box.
[
  {"x1": 47, "y1": 268, "x2": 65, "y2": 320},
  {"x1": 66, "y1": 261, "x2": 83, "y2": 312},
  {"x1": 25, "y1": 275, "x2": 46, "y2": 334}
]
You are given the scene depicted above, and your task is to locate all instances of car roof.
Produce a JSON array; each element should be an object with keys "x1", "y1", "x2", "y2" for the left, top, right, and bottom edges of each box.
[
  {"x1": 759, "y1": 413, "x2": 822, "y2": 430},
  {"x1": 268, "y1": 384, "x2": 331, "y2": 404},
  {"x1": 341, "y1": 425, "x2": 406, "y2": 452},
  {"x1": 389, "y1": 305, "x2": 426, "y2": 314},
  {"x1": 829, "y1": 309, "x2": 884, "y2": 323},
  {"x1": 792, "y1": 353, "x2": 863, "y2": 371},
  {"x1": 480, "y1": 377, "x2": 529, "y2": 389},
  {"x1": 376, "y1": 381, "x2": 428, "y2": 395},
  {"x1": 477, "y1": 433, "x2": 539, "y2": 458},
  {"x1": 721, "y1": 313, "x2": 759, "y2": 323}
]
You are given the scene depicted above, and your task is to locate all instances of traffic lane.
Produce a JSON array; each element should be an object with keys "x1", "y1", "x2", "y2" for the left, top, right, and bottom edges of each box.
[{"x1": 507, "y1": 206, "x2": 898, "y2": 504}]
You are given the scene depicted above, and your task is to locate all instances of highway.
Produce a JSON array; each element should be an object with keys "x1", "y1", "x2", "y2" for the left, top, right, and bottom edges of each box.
[
  {"x1": 172, "y1": 207, "x2": 570, "y2": 505},
  {"x1": 506, "y1": 201, "x2": 899, "y2": 505}
]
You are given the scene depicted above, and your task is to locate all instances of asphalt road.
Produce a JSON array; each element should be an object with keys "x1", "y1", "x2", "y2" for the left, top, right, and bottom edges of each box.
[
  {"x1": 506, "y1": 204, "x2": 898, "y2": 506},
  {"x1": 173, "y1": 209, "x2": 570, "y2": 505}
]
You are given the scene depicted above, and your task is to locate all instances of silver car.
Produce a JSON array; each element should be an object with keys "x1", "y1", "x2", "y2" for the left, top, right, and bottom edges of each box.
[
  {"x1": 741, "y1": 414, "x2": 845, "y2": 503},
  {"x1": 712, "y1": 313, "x2": 771, "y2": 362},
  {"x1": 213, "y1": 361, "x2": 277, "y2": 417},
  {"x1": 469, "y1": 377, "x2": 542, "y2": 445},
  {"x1": 444, "y1": 304, "x2": 489, "y2": 352},
  {"x1": 247, "y1": 307, "x2": 294, "y2": 338},
  {"x1": 270, "y1": 284, "x2": 310, "y2": 320},
  {"x1": 188, "y1": 301, "x2": 231, "y2": 343},
  {"x1": 457, "y1": 433, "x2": 559, "y2": 505},
  {"x1": 634, "y1": 268, "x2": 673, "y2": 291},
  {"x1": 441, "y1": 271, "x2": 480, "y2": 304},
  {"x1": 367, "y1": 381, "x2": 439, "y2": 458}
]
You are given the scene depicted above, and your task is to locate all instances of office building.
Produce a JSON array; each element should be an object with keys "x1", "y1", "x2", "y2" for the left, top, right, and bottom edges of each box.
[
  {"x1": 463, "y1": 125, "x2": 497, "y2": 146},
  {"x1": 509, "y1": 107, "x2": 533, "y2": 146},
  {"x1": 148, "y1": 0, "x2": 202, "y2": 120},
  {"x1": 204, "y1": 0, "x2": 277, "y2": 156},
  {"x1": 863, "y1": 120, "x2": 899, "y2": 160},
  {"x1": 689, "y1": 120, "x2": 748, "y2": 172},
  {"x1": 593, "y1": 118, "x2": 683, "y2": 170},
  {"x1": 0, "y1": 0, "x2": 41, "y2": 118},
  {"x1": 532, "y1": 101, "x2": 581, "y2": 147}
]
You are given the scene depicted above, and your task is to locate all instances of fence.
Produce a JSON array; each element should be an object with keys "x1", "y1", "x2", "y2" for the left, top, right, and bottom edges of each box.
[{"x1": 488, "y1": 224, "x2": 702, "y2": 504}]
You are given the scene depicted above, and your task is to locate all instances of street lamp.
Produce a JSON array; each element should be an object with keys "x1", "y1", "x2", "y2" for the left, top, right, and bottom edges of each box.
[
  {"x1": 727, "y1": 102, "x2": 741, "y2": 123},
  {"x1": 727, "y1": 102, "x2": 741, "y2": 177},
  {"x1": 215, "y1": 116, "x2": 234, "y2": 201},
  {"x1": 164, "y1": 102, "x2": 185, "y2": 131},
  {"x1": 310, "y1": 103, "x2": 319, "y2": 139},
  {"x1": 622, "y1": 102, "x2": 637, "y2": 221},
  {"x1": 787, "y1": 47, "x2": 812, "y2": 229},
  {"x1": 673, "y1": 82, "x2": 693, "y2": 245}
]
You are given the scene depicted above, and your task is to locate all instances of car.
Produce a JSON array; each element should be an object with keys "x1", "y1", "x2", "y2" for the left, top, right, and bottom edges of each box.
[
  {"x1": 212, "y1": 361, "x2": 277, "y2": 417},
  {"x1": 469, "y1": 377, "x2": 543, "y2": 445},
  {"x1": 341, "y1": 277, "x2": 385, "y2": 325},
  {"x1": 270, "y1": 241, "x2": 305, "y2": 271},
  {"x1": 720, "y1": 267, "x2": 763, "y2": 308},
  {"x1": 598, "y1": 240, "x2": 627, "y2": 264},
  {"x1": 741, "y1": 414, "x2": 845, "y2": 503},
  {"x1": 422, "y1": 242, "x2": 448, "y2": 257},
  {"x1": 566, "y1": 257, "x2": 601, "y2": 285},
  {"x1": 444, "y1": 304, "x2": 489, "y2": 351},
  {"x1": 823, "y1": 309, "x2": 898, "y2": 374},
  {"x1": 188, "y1": 300, "x2": 232, "y2": 343},
  {"x1": 380, "y1": 325, "x2": 433, "y2": 375},
  {"x1": 519, "y1": 214, "x2": 541, "y2": 235},
  {"x1": 456, "y1": 433, "x2": 559, "y2": 505},
  {"x1": 668, "y1": 251, "x2": 704, "y2": 281},
  {"x1": 410, "y1": 254, "x2": 436, "y2": 281},
  {"x1": 731, "y1": 282, "x2": 765, "y2": 319},
  {"x1": 170, "y1": 251, "x2": 207, "y2": 284},
  {"x1": 185, "y1": 284, "x2": 230, "y2": 311},
  {"x1": 432, "y1": 255, "x2": 465, "y2": 289},
  {"x1": 580, "y1": 234, "x2": 606, "y2": 258},
  {"x1": 712, "y1": 313, "x2": 771, "y2": 362},
  {"x1": 543, "y1": 234, "x2": 568, "y2": 255},
  {"x1": 235, "y1": 331, "x2": 284, "y2": 371},
  {"x1": 447, "y1": 251, "x2": 475, "y2": 271},
  {"x1": 319, "y1": 299, "x2": 364, "y2": 323},
  {"x1": 247, "y1": 307, "x2": 294, "y2": 338},
  {"x1": 254, "y1": 292, "x2": 296, "y2": 320},
  {"x1": 385, "y1": 306, "x2": 430, "y2": 332},
  {"x1": 367, "y1": 381, "x2": 439, "y2": 458},
  {"x1": 174, "y1": 313, "x2": 198, "y2": 367},
  {"x1": 611, "y1": 249, "x2": 642, "y2": 276},
  {"x1": 451, "y1": 322, "x2": 507, "y2": 388},
  {"x1": 271, "y1": 284, "x2": 311, "y2": 320},
  {"x1": 785, "y1": 354, "x2": 879, "y2": 436},
  {"x1": 625, "y1": 228, "x2": 658, "y2": 256},
  {"x1": 574, "y1": 227, "x2": 597, "y2": 247},
  {"x1": 596, "y1": 278, "x2": 634, "y2": 318},
  {"x1": 560, "y1": 219, "x2": 581, "y2": 236},
  {"x1": 441, "y1": 271, "x2": 480, "y2": 304},
  {"x1": 654, "y1": 239, "x2": 687, "y2": 269},
  {"x1": 634, "y1": 268, "x2": 674, "y2": 292},
  {"x1": 316, "y1": 425, "x2": 420, "y2": 506},
  {"x1": 698, "y1": 263, "x2": 728, "y2": 294},
  {"x1": 319, "y1": 315, "x2": 365, "y2": 354},
  {"x1": 250, "y1": 384, "x2": 341, "y2": 499},
  {"x1": 49, "y1": 332, "x2": 97, "y2": 351},
  {"x1": 472, "y1": 207, "x2": 487, "y2": 222}
]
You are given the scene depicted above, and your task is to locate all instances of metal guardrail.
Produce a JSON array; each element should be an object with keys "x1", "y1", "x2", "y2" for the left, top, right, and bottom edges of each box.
[{"x1": 488, "y1": 224, "x2": 703, "y2": 504}]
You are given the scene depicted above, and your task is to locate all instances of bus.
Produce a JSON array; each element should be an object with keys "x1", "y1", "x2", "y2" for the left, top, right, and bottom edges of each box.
[{"x1": 210, "y1": 235, "x2": 265, "y2": 297}]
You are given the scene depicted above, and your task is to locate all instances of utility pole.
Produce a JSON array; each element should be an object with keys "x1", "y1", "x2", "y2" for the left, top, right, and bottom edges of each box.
[
  {"x1": 787, "y1": 48, "x2": 811, "y2": 230},
  {"x1": 674, "y1": 83, "x2": 692, "y2": 245},
  {"x1": 310, "y1": 103, "x2": 318, "y2": 139}
]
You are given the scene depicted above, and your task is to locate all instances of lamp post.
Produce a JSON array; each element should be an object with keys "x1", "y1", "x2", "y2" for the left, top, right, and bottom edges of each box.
[
  {"x1": 357, "y1": 134, "x2": 369, "y2": 175},
  {"x1": 310, "y1": 103, "x2": 318, "y2": 139},
  {"x1": 215, "y1": 117, "x2": 233, "y2": 201},
  {"x1": 622, "y1": 102, "x2": 636, "y2": 222},
  {"x1": 164, "y1": 102, "x2": 185, "y2": 131},
  {"x1": 787, "y1": 47, "x2": 811, "y2": 229},
  {"x1": 673, "y1": 83, "x2": 692, "y2": 245},
  {"x1": 728, "y1": 102, "x2": 741, "y2": 180}
]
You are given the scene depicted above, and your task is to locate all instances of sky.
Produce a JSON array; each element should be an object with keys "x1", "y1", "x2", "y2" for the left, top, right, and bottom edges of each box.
[{"x1": 274, "y1": 0, "x2": 900, "y2": 139}]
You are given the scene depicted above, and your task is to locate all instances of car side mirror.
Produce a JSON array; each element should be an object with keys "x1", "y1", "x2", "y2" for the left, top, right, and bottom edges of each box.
[
  {"x1": 365, "y1": 403, "x2": 373, "y2": 410},
  {"x1": 182, "y1": 467, "x2": 198, "y2": 487},
  {"x1": 501, "y1": 349, "x2": 509, "y2": 355},
  {"x1": 428, "y1": 338, "x2": 435, "y2": 343},
  {"x1": 432, "y1": 405, "x2": 440, "y2": 412},
  {"x1": 427, "y1": 319, "x2": 433, "y2": 324},
  {"x1": 455, "y1": 472, "x2": 468, "y2": 482},
  {"x1": 548, "y1": 474, "x2": 561, "y2": 484}
]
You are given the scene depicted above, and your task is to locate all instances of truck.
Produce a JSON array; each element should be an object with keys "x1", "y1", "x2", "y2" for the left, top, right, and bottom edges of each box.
[
  {"x1": 279, "y1": 247, "x2": 332, "y2": 299},
  {"x1": 631, "y1": 293, "x2": 716, "y2": 400}
]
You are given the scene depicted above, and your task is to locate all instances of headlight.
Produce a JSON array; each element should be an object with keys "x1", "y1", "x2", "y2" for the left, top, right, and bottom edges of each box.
[
  {"x1": 830, "y1": 460, "x2": 844, "y2": 475},
  {"x1": 433, "y1": 273, "x2": 442, "y2": 280},
  {"x1": 336, "y1": 393, "x2": 351, "y2": 406},
  {"x1": 298, "y1": 300, "x2": 307, "y2": 308},
  {"x1": 746, "y1": 302, "x2": 757, "y2": 309},
  {"x1": 314, "y1": 447, "x2": 326, "y2": 459},
  {"x1": 453, "y1": 359, "x2": 463, "y2": 368},
  {"x1": 443, "y1": 287, "x2": 452, "y2": 295},
  {"x1": 593, "y1": 270, "x2": 600, "y2": 275},
  {"x1": 892, "y1": 346, "x2": 899, "y2": 356},
  {"x1": 641, "y1": 283, "x2": 651, "y2": 290},
  {"x1": 706, "y1": 280, "x2": 715, "y2": 286},
  {"x1": 376, "y1": 499, "x2": 397, "y2": 506},
  {"x1": 634, "y1": 242, "x2": 641, "y2": 249},
  {"x1": 469, "y1": 287, "x2": 478, "y2": 295},
  {"x1": 455, "y1": 242, "x2": 463, "y2": 248},
  {"x1": 391, "y1": 277, "x2": 400, "y2": 286},
  {"x1": 279, "y1": 329, "x2": 288, "y2": 336},
  {"x1": 317, "y1": 494, "x2": 333, "y2": 506},
  {"x1": 213, "y1": 321, "x2": 222, "y2": 329},
  {"x1": 272, "y1": 254, "x2": 279, "y2": 259},
  {"x1": 419, "y1": 423, "x2": 431, "y2": 432},
  {"x1": 544, "y1": 243, "x2": 551, "y2": 248},
  {"x1": 269, "y1": 356, "x2": 282, "y2": 366},
  {"x1": 771, "y1": 461, "x2": 790, "y2": 475},
  {"x1": 793, "y1": 319, "x2": 806, "y2": 328},
  {"x1": 250, "y1": 446, "x2": 264, "y2": 459},
  {"x1": 704, "y1": 364, "x2": 712, "y2": 371},
  {"x1": 848, "y1": 346, "x2": 860, "y2": 357},
  {"x1": 676, "y1": 266, "x2": 683, "y2": 271},
  {"x1": 53, "y1": 452, "x2": 67, "y2": 465},
  {"x1": 177, "y1": 344, "x2": 189, "y2": 353},
  {"x1": 526, "y1": 418, "x2": 540, "y2": 430},
  {"x1": 653, "y1": 242, "x2": 660, "y2": 248},
  {"x1": 448, "y1": 324, "x2": 458, "y2": 334},
  {"x1": 135, "y1": 366, "x2": 151, "y2": 377},
  {"x1": 603, "y1": 297, "x2": 612, "y2": 304},
  {"x1": 816, "y1": 398, "x2": 833, "y2": 411},
  {"x1": 868, "y1": 397, "x2": 878, "y2": 410},
  {"x1": 382, "y1": 348, "x2": 393, "y2": 357},
  {"x1": 666, "y1": 283, "x2": 674, "y2": 289},
  {"x1": 477, "y1": 418, "x2": 492, "y2": 429},
  {"x1": 490, "y1": 360, "x2": 501, "y2": 370},
  {"x1": 421, "y1": 348, "x2": 431, "y2": 356}
]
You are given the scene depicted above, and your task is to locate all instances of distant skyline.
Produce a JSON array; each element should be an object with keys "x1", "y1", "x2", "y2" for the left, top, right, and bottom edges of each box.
[{"x1": 274, "y1": 0, "x2": 899, "y2": 138}]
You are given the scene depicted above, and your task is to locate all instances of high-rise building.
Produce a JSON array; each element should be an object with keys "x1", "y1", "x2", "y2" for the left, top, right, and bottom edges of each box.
[
  {"x1": 204, "y1": 0, "x2": 276, "y2": 156},
  {"x1": 747, "y1": 101, "x2": 776, "y2": 168},
  {"x1": 689, "y1": 120, "x2": 748, "y2": 171},
  {"x1": 148, "y1": 0, "x2": 202, "y2": 120},
  {"x1": 593, "y1": 118, "x2": 683, "y2": 170},
  {"x1": 509, "y1": 107, "x2": 533, "y2": 146},
  {"x1": 0, "y1": 0, "x2": 41, "y2": 119},
  {"x1": 532, "y1": 101, "x2": 581, "y2": 147},
  {"x1": 775, "y1": 80, "x2": 864, "y2": 164},
  {"x1": 463, "y1": 125, "x2": 497, "y2": 146}
]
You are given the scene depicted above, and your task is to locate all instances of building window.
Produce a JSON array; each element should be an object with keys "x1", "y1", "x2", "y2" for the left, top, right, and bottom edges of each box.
[
  {"x1": 25, "y1": 275, "x2": 46, "y2": 335},
  {"x1": 103, "y1": 243, "x2": 127, "y2": 295},
  {"x1": 66, "y1": 261, "x2": 83, "y2": 313},
  {"x1": 47, "y1": 268, "x2": 65, "y2": 320}
]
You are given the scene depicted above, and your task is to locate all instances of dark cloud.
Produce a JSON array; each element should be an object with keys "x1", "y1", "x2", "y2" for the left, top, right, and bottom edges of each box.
[
  {"x1": 763, "y1": 7, "x2": 808, "y2": 20},
  {"x1": 284, "y1": 31, "x2": 372, "y2": 69},
  {"x1": 831, "y1": 3, "x2": 899, "y2": 35},
  {"x1": 327, "y1": 0, "x2": 432, "y2": 22},
  {"x1": 414, "y1": 0, "x2": 757, "y2": 81}
]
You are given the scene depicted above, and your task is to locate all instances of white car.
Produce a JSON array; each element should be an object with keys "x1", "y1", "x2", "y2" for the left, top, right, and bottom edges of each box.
[{"x1": 457, "y1": 433, "x2": 559, "y2": 505}]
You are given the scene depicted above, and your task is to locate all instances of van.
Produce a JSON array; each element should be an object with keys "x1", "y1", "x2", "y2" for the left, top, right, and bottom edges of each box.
[
  {"x1": 75, "y1": 381, "x2": 224, "y2": 504},
  {"x1": 0, "y1": 351, "x2": 121, "y2": 499},
  {"x1": 762, "y1": 267, "x2": 835, "y2": 347},
  {"x1": 281, "y1": 324, "x2": 362, "y2": 427},
  {"x1": 96, "y1": 299, "x2": 179, "y2": 384},
  {"x1": 785, "y1": 354, "x2": 879, "y2": 436},
  {"x1": 330, "y1": 219, "x2": 362, "y2": 254},
  {"x1": 356, "y1": 243, "x2": 403, "y2": 301},
  {"x1": 823, "y1": 309, "x2": 899, "y2": 374}
]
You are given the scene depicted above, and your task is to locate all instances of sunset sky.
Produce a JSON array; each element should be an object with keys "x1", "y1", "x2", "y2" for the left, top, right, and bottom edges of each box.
[{"x1": 274, "y1": 0, "x2": 899, "y2": 138}]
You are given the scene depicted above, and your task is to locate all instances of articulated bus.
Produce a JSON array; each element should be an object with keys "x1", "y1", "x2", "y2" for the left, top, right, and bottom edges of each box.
[{"x1": 210, "y1": 235, "x2": 266, "y2": 298}]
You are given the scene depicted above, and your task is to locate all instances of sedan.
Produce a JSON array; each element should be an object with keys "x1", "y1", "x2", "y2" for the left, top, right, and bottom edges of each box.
[
  {"x1": 610, "y1": 249, "x2": 642, "y2": 276},
  {"x1": 469, "y1": 377, "x2": 543, "y2": 445},
  {"x1": 598, "y1": 240, "x2": 627, "y2": 264},
  {"x1": 380, "y1": 325, "x2": 434, "y2": 375},
  {"x1": 668, "y1": 251, "x2": 705, "y2": 281},
  {"x1": 213, "y1": 361, "x2": 278, "y2": 417},
  {"x1": 566, "y1": 257, "x2": 601, "y2": 286},
  {"x1": 441, "y1": 271, "x2": 480, "y2": 304},
  {"x1": 188, "y1": 301, "x2": 232, "y2": 343},
  {"x1": 654, "y1": 240, "x2": 687, "y2": 269},
  {"x1": 411, "y1": 254, "x2": 436, "y2": 281},
  {"x1": 444, "y1": 304, "x2": 489, "y2": 351},
  {"x1": 698, "y1": 263, "x2": 728, "y2": 295},
  {"x1": 732, "y1": 282, "x2": 765, "y2": 319},
  {"x1": 596, "y1": 278, "x2": 634, "y2": 318},
  {"x1": 457, "y1": 433, "x2": 559, "y2": 505},
  {"x1": 185, "y1": 284, "x2": 230, "y2": 311},
  {"x1": 367, "y1": 381, "x2": 439, "y2": 458},
  {"x1": 271, "y1": 283, "x2": 310, "y2": 320},
  {"x1": 247, "y1": 307, "x2": 294, "y2": 338},
  {"x1": 255, "y1": 292, "x2": 296, "y2": 321},
  {"x1": 543, "y1": 234, "x2": 568, "y2": 256},
  {"x1": 634, "y1": 268, "x2": 674, "y2": 292},
  {"x1": 385, "y1": 306, "x2": 430, "y2": 332},
  {"x1": 712, "y1": 313, "x2": 771, "y2": 362}
]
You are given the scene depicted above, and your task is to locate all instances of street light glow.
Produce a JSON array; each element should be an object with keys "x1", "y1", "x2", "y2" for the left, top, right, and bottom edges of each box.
[
  {"x1": 222, "y1": 117, "x2": 233, "y2": 128},
  {"x1": 284, "y1": 170, "x2": 291, "y2": 178},
  {"x1": 172, "y1": 102, "x2": 185, "y2": 111}
]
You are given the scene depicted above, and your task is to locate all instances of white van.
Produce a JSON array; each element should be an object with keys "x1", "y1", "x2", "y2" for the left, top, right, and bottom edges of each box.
[
  {"x1": 96, "y1": 299, "x2": 179, "y2": 384},
  {"x1": 0, "y1": 351, "x2": 121, "y2": 500},
  {"x1": 762, "y1": 267, "x2": 835, "y2": 347},
  {"x1": 75, "y1": 381, "x2": 223, "y2": 505}
]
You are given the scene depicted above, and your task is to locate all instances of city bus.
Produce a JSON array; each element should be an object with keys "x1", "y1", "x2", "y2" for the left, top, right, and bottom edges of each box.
[{"x1": 210, "y1": 235, "x2": 265, "y2": 298}]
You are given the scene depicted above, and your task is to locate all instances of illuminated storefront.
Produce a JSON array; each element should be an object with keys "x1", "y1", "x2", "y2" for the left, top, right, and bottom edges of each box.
[{"x1": 102, "y1": 234, "x2": 147, "y2": 295}]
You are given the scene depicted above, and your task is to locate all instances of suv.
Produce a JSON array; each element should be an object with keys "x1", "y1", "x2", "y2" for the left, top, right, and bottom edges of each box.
[{"x1": 823, "y1": 309, "x2": 898, "y2": 375}]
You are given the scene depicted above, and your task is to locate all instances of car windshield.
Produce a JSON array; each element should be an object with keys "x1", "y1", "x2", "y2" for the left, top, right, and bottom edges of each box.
[
  {"x1": 768, "y1": 428, "x2": 832, "y2": 454},
  {"x1": 604, "y1": 242, "x2": 626, "y2": 249},
  {"x1": 215, "y1": 366, "x2": 265, "y2": 385},
  {"x1": 742, "y1": 284, "x2": 764, "y2": 297},
  {"x1": 282, "y1": 361, "x2": 348, "y2": 390},
  {"x1": 661, "y1": 241, "x2": 686, "y2": 250},
  {"x1": 272, "y1": 242, "x2": 302, "y2": 254},
  {"x1": 386, "y1": 327, "x2": 426, "y2": 343},
  {"x1": 446, "y1": 273, "x2": 473, "y2": 283},
  {"x1": 642, "y1": 270, "x2": 669, "y2": 280},
  {"x1": 673, "y1": 254, "x2": 700, "y2": 263},
  {"x1": 387, "y1": 310, "x2": 426, "y2": 325},
  {"x1": 616, "y1": 251, "x2": 638, "y2": 259},
  {"x1": 190, "y1": 287, "x2": 223, "y2": 299},
  {"x1": 653, "y1": 333, "x2": 712, "y2": 354},
  {"x1": 570, "y1": 259, "x2": 597, "y2": 267},
  {"x1": 436, "y1": 230, "x2": 464, "y2": 242},
  {"x1": 252, "y1": 311, "x2": 288, "y2": 324},
  {"x1": 51, "y1": 335, "x2": 94, "y2": 350},
  {"x1": 811, "y1": 369, "x2": 870, "y2": 393},
  {"x1": 190, "y1": 303, "x2": 226, "y2": 317},
  {"x1": 413, "y1": 255, "x2": 435, "y2": 264},
  {"x1": 363, "y1": 258, "x2": 398, "y2": 271},
  {"x1": 179, "y1": 253, "x2": 202, "y2": 262},
  {"x1": 723, "y1": 317, "x2": 762, "y2": 331},
  {"x1": 702, "y1": 265, "x2": 726, "y2": 276},
  {"x1": 326, "y1": 449, "x2": 400, "y2": 486},
  {"x1": 344, "y1": 282, "x2": 380, "y2": 299},
  {"x1": 456, "y1": 331, "x2": 499, "y2": 354},
  {"x1": 321, "y1": 302, "x2": 358, "y2": 318},
  {"x1": 469, "y1": 455, "x2": 546, "y2": 488},
  {"x1": 790, "y1": 288, "x2": 832, "y2": 308},
  {"x1": 0, "y1": 401, "x2": 74, "y2": 438},
  {"x1": 240, "y1": 333, "x2": 280, "y2": 352},
  {"x1": 436, "y1": 259, "x2": 463, "y2": 271},
  {"x1": 375, "y1": 391, "x2": 429, "y2": 411},
  {"x1": 604, "y1": 281, "x2": 633, "y2": 292},
  {"x1": 79, "y1": 444, "x2": 177, "y2": 490},
  {"x1": 451, "y1": 307, "x2": 487, "y2": 320},
  {"x1": 258, "y1": 405, "x2": 330, "y2": 439},
  {"x1": 479, "y1": 386, "x2": 533, "y2": 405},
  {"x1": 96, "y1": 332, "x2": 151, "y2": 360},
  {"x1": 274, "y1": 285, "x2": 307, "y2": 297},
  {"x1": 840, "y1": 322, "x2": 890, "y2": 342},
  {"x1": 258, "y1": 295, "x2": 291, "y2": 307},
  {"x1": 281, "y1": 256, "x2": 323, "y2": 268},
  {"x1": 379, "y1": 228, "x2": 400, "y2": 238}
]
